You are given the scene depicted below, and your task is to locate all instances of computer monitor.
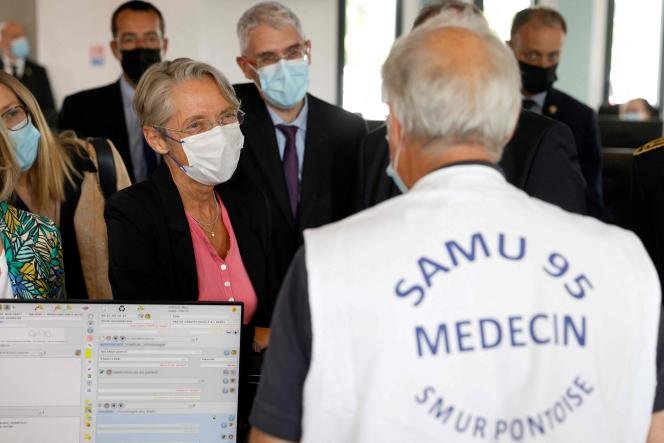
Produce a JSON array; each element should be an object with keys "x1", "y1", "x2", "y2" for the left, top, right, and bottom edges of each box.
[
  {"x1": 0, "y1": 300, "x2": 243, "y2": 443},
  {"x1": 598, "y1": 117, "x2": 663, "y2": 149}
]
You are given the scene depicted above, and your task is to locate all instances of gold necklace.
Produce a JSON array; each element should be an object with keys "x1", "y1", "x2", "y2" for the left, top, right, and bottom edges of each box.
[{"x1": 190, "y1": 197, "x2": 220, "y2": 237}]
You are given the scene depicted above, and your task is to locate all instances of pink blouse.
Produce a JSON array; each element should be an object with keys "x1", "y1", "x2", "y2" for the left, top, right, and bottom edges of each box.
[{"x1": 186, "y1": 194, "x2": 257, "y2": 325}]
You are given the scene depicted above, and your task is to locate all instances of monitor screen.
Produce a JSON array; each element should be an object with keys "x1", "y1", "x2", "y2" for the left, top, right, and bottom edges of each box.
[{"x1": 0, "y1": 301, "x2": 243, "y2": 443}]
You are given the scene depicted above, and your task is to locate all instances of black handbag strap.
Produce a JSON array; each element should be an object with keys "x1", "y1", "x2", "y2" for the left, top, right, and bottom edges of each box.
[{"x1": 87, "y1": 137, "x2": 117, "y2": 199}]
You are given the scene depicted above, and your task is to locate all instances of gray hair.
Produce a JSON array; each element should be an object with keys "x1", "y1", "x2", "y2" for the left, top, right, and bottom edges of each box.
[
  {"x1": 382, "y1": 12, "x2": 521, "y2": 160},
  {"x1": 237, "y1": 1, "x2": 304, "y2": 54},
  {"x1": 134, "y1": 58, "x2": 240, "y2": 127}
]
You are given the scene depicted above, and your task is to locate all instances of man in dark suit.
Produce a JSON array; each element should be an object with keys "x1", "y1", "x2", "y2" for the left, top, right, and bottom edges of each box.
[
  {"x1": 0, "y1": 21, "x2": 56, "y2": 126},
  {"x1": 358, "y1": 111, "x2": 587, "y2": 213},
  {"x1": 509, "y1": 6, "x2": 603, "y2": 217},
  {"x1": 233, "y1": 2, "x2": 367, "y2": 300},
  {"x1": 58, "y1": 0, "x2": 167, "y2": 183},
  {"x1": 359, "y1": 1, "x2": 586, "y2": 214}
]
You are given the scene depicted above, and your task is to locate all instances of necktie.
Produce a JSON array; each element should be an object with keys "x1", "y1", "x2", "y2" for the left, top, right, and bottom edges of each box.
[
  {"x1": 522, "y1": 98, "x2": 537, "y2": 111},
  {"x1": 11, "y1": 64, "x2": 17, "y2": 78},
  {"x1": 276, "y1": 124, "x2": 300, "y2": 217},
  {"x1": 142, "y1": 136, "x2": 157, "y2": 177}
]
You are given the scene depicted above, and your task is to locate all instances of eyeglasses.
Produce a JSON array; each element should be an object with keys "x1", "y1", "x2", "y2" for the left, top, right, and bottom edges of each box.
[
  {"x1": 1, "y1": 105, "x2": 29, "y2": 131},
  {"x1": 156, "y1": 109, "x2": 245, "y2": 140},
  {"x1": 249, "y1": 44, "x2": 308, "y2": 68},
  {"x1": 116, "y1": 32, "x2": 163, "y2": 50}
]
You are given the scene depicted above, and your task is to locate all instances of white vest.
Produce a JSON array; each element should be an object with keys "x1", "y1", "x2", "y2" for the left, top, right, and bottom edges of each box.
[{"x1": 301, "y1": 165, "x2": 660, "y2": 443}]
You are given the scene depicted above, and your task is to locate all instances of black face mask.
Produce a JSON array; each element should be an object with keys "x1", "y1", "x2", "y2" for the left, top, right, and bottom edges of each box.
[
  {"x1": 121, "y1": 48, "x2": 161, "y2": 84},
  {"x1": 518, "y1": 61, "x2": 558, "y2": 94}
]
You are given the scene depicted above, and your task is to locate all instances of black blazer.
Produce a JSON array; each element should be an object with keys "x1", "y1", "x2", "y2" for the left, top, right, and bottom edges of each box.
[
  {"x1": 630, "y1": 138, "x2": 664, "y2": 294},
  {"x1": 543, "y1": 88, "x2": 603, "y2": 216},
  {"x1": 357, "y1": 110, "x2": 587, "y2": 214},
  {"x1": 1, "y1": 59, "x2": 56, "y2": 127},
  {"x1": 232, "y1": 82, "x2": 367, "y2": 292},
  {"x1": 104, "y1": 163, "x2": 275, "y2": 327},
  {"x1": 59, "y1": 80, "x2": 135, "y2": 181}
]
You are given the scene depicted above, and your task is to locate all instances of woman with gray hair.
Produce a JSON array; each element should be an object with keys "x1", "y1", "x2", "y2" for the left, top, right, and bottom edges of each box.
[{"x1": 105, "y1": 58, "x2": 275, "y2": 337}]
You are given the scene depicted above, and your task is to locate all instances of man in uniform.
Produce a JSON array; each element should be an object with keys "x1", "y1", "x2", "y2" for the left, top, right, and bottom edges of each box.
[
  {"x1": 509, "y1": 6, "x2": 604, "y2": 217},
  {"x1": 248, "y1": 7, "x2": 661, "y2": 443},
  {"x1": 631, "y1": 138, "x2": 664, "y2": 290}
]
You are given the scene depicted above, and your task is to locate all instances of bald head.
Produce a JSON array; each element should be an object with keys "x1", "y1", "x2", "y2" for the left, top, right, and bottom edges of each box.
[
  {"x1": 420, "y1": 26, "x2": 491, "y2": 82},
  {"x1": 382, "y1": 16, "x2": 521, "y2": 160},
  {"x1": 2, "y1": 21, "x2": 24, "y2": 36},
  {"x1": 0, "y1": 21, "x2": 27, "y2": 59}
]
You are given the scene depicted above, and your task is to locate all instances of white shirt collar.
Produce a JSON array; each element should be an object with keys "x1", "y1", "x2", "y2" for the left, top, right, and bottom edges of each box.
[
  {"x1": 2, "y1": 53, "x2": 25, "y2": 78},
  {"x1": 523, "y1": 91, "x2": 547, "y2": 109},
  {"x1": 119, "y1": 75, "x2": 136, "y2": 102}
]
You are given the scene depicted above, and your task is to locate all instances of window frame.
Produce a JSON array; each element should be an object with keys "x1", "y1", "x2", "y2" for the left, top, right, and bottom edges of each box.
[
  {"x1": 603, "y1": 0, "x2": 664, "y2": 107},
  {"x1": 336, "y1": 0, "x2": 403, "y2": 107}
]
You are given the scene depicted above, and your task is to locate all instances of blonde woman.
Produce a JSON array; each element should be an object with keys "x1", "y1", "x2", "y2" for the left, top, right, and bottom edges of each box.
[
  {"x1": 0, "y1": 71, "x2": 131, "y2": 299},
  {"x1": 0, "y1": 123, "x2": 64, "y2": 298}
]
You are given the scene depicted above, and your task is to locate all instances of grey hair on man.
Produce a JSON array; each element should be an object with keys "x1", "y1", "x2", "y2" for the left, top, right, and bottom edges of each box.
[
  {"x1": 134, "y1": 57, "x2": 239, "y2": 128},
  {"x1": 236, "y1": 1, "x2": 304, "y2": 54},
  {"x1": 382, "y1": 10, "x2": 521, "y2": 161}
]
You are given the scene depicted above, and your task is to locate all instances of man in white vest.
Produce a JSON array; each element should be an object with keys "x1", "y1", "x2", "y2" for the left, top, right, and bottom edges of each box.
[{"x1": 248, "y1": 5, "x2": 662, "y2": 443}]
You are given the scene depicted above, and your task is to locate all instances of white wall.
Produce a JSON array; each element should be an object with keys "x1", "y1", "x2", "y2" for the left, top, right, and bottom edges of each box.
[{"x1": 36, "y1": 0, "x2": 338, "y2": 109}]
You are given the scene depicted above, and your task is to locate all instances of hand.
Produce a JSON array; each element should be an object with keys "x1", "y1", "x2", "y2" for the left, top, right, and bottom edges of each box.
[{"x1": 253, "y1": 326, "x2": 271, "y2": 352}]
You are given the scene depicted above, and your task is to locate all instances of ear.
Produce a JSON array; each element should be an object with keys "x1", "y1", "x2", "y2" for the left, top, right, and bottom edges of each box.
[
  {"x1": 305, "y1": 39, "x2": 312, "y2": 64},
  {"x1": 386, "y1": 105, "x2": 403, "y2": 147},
  {"x1": 236, "y1": 56, "x2": 257, "y2": 82},
  {"x1": 143, "y1": 126, "x2": 170, "y2": 155},
  {"x1": 110, "y1": 39, "x2": 121, "y2": 62},
  {"x1": 507, "y1": 38, "x2": 517, "y2": 52},
  {"x1": 161, "y1": 37, "x2": 169, "y2": 55}
]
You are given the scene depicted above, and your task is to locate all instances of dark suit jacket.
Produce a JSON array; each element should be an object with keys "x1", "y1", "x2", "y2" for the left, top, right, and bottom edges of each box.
[
  {"x1": 543, "y1": 88, "x2": 603, "y2": 216},
  {"x1": 1, "y1": 59, "x2": 56, "y2": 127},
  {"x1": 358, "y1": 110, "x2": 587, "y2": 214},
  {"x1": 59, "y1": 80, "x2": 135, "y2": 181},
  {"x1": 630, "y1": 137, "x2": 664, "y2": 295},
  {"x1": 104, "y1": 163, "x2": 276, "y2": 327},
  {"x1": 232, "y1": 82, "x2": 367, "y2": 294}
]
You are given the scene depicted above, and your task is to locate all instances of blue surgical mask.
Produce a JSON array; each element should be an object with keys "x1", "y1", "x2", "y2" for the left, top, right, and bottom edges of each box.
[
  {"x1": 621, "y1": 112, "x2": 647, "y2": 121},
  {"x1": 10, "y1": 37, "x2": 30, "y2": 59},
  {"x1": 9, "y1": 117, "x2": 40, "y2": 171},
  {"x1": 385, "y1": 139, "x2": 408, "y2": 194},
  {"x1": 256, "y1": 58, "x2": 309, "y2": 109}
]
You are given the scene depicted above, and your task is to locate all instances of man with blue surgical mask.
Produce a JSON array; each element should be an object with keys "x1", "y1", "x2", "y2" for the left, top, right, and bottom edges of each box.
[
  {"x1": 233, "y1": 1, "x2": 367, "y2": 318},
  {"x1": 0, "y1": 21, "x2": 56, "y2": 127}
]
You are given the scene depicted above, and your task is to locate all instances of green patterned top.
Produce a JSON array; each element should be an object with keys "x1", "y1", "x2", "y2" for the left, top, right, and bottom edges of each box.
[{"x1": 0, "y1": 201, "x2": 65, "y2": 299}]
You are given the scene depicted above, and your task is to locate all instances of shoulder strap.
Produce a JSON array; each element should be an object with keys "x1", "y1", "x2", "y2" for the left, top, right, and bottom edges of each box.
[{"x1": 86, "y1": 137, "x2": 117, "y2": 199}]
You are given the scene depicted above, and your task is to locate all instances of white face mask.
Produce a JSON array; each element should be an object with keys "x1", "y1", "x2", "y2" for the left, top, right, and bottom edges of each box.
[{"x1": 169, "y1": 123, "x2": 244, "y2": 186}]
